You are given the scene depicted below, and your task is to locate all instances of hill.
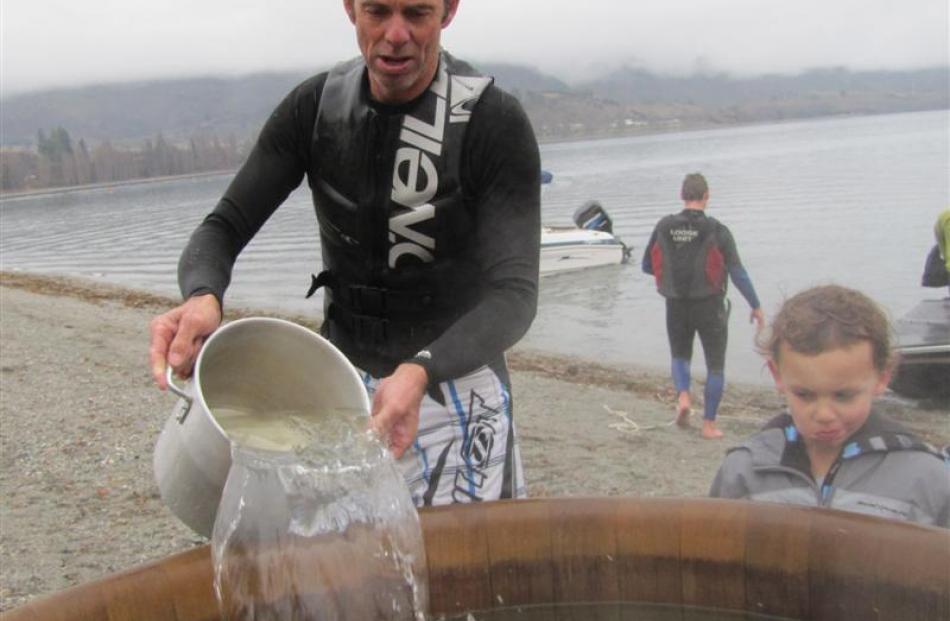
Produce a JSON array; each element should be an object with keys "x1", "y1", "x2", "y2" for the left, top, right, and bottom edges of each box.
[{"x1": 1, "y1": 63, "x2": 946, "y2": 148}]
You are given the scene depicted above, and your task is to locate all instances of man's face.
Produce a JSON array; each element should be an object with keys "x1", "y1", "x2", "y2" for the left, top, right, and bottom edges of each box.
[{"x1": 345, "y1": 0, "x2": 456, "y2": 104}]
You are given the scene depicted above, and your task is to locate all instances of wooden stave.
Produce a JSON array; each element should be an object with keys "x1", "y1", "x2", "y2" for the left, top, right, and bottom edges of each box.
[{"x1": 4, "y1": 497, "x2": 947, "y2": 621}]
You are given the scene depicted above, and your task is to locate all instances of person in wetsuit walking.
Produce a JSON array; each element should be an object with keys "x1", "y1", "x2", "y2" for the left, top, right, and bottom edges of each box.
[
  {"x1": 643, "y1": 173, "x2": 764, "y2": 439},
  {"x1": 148, "y1": 0, "x2": 541, "y2": 505}
]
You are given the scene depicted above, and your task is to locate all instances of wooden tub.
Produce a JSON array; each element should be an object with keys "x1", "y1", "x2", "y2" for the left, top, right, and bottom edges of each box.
[{"x1": 3, "y1": 498, "x2": 948, "y2": 620}]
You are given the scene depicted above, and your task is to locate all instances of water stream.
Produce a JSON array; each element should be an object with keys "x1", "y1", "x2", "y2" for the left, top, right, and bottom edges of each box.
[{"x1": 211, "y1": 410, "x2": 428, "y2": 621}]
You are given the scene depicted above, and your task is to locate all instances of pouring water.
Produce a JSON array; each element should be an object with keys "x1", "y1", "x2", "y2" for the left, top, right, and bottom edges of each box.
[{"x1": 211, "y1": 408, "x2": 428, "y2": 621}]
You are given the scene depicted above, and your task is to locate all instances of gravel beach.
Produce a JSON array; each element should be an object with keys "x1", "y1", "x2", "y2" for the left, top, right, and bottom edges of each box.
[{"x1": 1, "y1": 271, "x2": 947, "y2": 612}]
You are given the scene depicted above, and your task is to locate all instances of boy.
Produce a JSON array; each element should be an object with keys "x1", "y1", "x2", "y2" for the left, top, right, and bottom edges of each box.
[{"x1": 710, "y1": 285, "x2": 949, "y2": 528}]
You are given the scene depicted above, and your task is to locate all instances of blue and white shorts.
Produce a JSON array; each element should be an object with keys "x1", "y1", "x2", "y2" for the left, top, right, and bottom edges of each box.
[{"x1": 361, "y1": 364, "x2": 526, "y2": 507}]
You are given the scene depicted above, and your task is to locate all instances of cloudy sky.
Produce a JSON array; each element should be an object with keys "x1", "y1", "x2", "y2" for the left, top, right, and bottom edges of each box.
[{"x1": 2, "y1": 0, "x2": 947, "y2": 95}]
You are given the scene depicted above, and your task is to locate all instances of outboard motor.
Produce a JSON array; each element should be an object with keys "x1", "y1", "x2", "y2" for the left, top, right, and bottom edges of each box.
[
  {"x1": 572, "y1": 199, "x2": 632, "y2": 264},
  {"x1": 573, "y1": 200, "x2": 614, "y2": 234}
]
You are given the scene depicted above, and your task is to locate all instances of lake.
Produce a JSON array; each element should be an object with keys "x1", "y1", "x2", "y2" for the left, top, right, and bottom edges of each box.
[{"x1": 2, "y1": 110, "x2": 947, "y2": 385}]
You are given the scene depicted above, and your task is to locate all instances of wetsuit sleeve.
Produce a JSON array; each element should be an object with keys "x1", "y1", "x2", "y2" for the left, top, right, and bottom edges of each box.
[
  {"x1": 709, "y1": 449, "x2": 754, "y2": 499},
  {"x1": 416, "y1": 86, "x2": 541, "y2": 383},
  {"x1": 641, "y1": 228, "x2": 658, "y2": 275},
  {"x1": 718, "y1": 224, "x2": 761, "y2": 309},
  {"x1": 728, "y1": 265, "x2": 760, "y2": 309},
  {"x1": 178, "y1": 77, "x2": 322, "y2": 303}
]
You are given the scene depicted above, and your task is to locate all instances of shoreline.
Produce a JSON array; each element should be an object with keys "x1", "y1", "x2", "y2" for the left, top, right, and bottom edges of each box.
[
  {"x1": 0, "y1": 119, "x2": 840, "y2": 200},
  {"x1": 3, "y1": 109, "x2": 938, "y2": 200},
  {"x1": 0, "y1": 169, "x2": 236, "y2": 201},
  {"x1": 0, "y1": 269, "x2": 758, "y2": 396},
  {"x1": 0, "y1": 269, "x2": 945, "y2": 429}
]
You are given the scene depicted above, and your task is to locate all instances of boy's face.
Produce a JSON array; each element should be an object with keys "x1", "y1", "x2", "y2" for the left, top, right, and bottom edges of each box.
[{"x1": 769, "y1": 341, "x2": 890, "y2": 455}]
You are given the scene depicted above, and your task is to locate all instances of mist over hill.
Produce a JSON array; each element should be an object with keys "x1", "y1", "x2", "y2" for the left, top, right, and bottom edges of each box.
[
  {"x1": 1, "y1": 63, "x2": 946, "y2": 148},
  {"x1": 0, "y1": 72, "x2": 312, "y2": 148}
]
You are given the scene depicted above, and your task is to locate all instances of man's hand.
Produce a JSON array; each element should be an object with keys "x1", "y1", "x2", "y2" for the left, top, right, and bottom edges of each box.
[
  {"x1": 370, "y1": 363, "x2": 428, "y2": 459},
  {"x1": 148, "y1": 294, "x2": 222, "y2": 389},
  {"x1": 750, "y1": 307, "x2": 766, "y2": 333}
]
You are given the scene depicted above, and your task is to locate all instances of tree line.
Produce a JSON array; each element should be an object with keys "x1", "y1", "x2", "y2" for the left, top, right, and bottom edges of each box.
[{"x1": 0, "y1": 127, "x2": 252, "y2": 193}]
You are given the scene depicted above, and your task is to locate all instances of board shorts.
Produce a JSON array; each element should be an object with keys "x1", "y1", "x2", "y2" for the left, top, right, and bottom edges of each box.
[{"x1": 361, "y1": 363, "x2": 527, "y2": 507}]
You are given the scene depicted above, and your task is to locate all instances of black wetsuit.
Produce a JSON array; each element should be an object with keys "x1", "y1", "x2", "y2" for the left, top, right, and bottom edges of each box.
[
  {"x1": 177, "y1": 54, "x2": 540, "y2": 506},
  {"x1": 178, "y1": 54, "x2": 541, "y2": 385}
]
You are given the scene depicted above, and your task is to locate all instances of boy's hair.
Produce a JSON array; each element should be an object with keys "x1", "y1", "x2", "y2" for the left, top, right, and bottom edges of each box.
[
  {"x1": 758, "y1": 284, "x2": 894, "y2": 372},
  {"x1": 680, "y1": 173, "x2": 708, "y2": 202}
]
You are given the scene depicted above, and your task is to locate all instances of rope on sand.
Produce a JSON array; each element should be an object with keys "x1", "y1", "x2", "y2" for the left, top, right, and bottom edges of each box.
[{"x1": 604, "y1": 404, "x2": 675, "y2": 435}]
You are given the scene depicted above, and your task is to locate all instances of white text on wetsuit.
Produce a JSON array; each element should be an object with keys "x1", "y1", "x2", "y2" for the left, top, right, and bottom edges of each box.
[
  {"x1": 388, "y1": 69, "x2": 449, "y2": 268},
  {"x1": 670, "y1": 228, "x2": 699, "y2": 244}
]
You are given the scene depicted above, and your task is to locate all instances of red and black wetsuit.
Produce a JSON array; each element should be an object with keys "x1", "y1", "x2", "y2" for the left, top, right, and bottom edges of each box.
[
  {"x1": 642, "y1": 208, "x2": 761, "y2": 420},
  {"x1": 642, "y1": 209, "x2": 759, "y2": 372}
]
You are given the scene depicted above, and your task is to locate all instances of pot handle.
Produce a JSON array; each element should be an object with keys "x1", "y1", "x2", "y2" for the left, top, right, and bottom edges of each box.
[{"x1": 165, "y1": 367, "x2": 194, "y2": 424}]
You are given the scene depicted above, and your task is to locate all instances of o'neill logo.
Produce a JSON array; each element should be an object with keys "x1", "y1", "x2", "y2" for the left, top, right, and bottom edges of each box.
[{"x1": 387, "y1": 66, "x2": 488, "y2": 268}]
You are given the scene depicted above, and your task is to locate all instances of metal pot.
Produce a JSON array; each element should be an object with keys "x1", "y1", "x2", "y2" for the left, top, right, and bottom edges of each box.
[{"x1": 152, "y1": 317, "x2": 370, "y2": 538}]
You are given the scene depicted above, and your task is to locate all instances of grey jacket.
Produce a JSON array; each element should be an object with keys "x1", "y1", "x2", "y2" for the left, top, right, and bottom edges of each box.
[{"x1": 710, "y1": 410, "x2": 950, "y2": 528}]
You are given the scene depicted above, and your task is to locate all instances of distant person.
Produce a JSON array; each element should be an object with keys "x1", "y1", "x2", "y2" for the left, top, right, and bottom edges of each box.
[
  {"x1": 710, "y1": 285, "x2": 950, "y2": 528},
  {"x1": 642, "y1": 173, "x2": 765, "y2": 439},
  {"x1": 922, "y1": 209, "x2": 950, "y2": 295},
  {"x1": 148, "y1": 0, "x2": 541, "y2": 506}
]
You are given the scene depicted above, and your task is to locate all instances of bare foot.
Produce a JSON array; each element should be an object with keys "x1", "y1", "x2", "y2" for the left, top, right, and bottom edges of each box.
[
  {"x1": 702, "y1": 421, "x2": 724, "y2": 439},
  {"x1": 675, "y1": 392, "x2": 692, "y2": 428}
]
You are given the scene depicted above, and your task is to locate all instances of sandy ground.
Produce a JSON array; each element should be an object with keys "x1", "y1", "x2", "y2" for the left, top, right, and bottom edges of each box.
[{"x1": 1, "y1": 271, "x2": 947, "y2": 612}]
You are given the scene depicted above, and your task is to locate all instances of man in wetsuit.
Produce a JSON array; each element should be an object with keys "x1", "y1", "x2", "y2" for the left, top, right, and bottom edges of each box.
[
  {"x1": 642, "y1": 173, "x2": 764, "y2": 439},
  {"x1": 148, "y1": 0, "x2": 540, "y2": 505}
]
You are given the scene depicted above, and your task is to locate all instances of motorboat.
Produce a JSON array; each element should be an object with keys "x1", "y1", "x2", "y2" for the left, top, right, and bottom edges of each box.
[
  {"x1": 540, "y1": 200, "x2": 631, "y2": 275},
  {"x1": 889, "y1": 297, "x2": 950, "y2": 398},
  {"x1": 540, "y1": 227, "x2": 628, "y2": 275}
]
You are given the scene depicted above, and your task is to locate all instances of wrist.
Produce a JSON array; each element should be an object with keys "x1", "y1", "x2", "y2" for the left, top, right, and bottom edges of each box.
[
  {"x1": 191, "y1": 293, "x2": 223, "y2": 321},
  {"x1": 404, "y1": 351, "x2": 433, "y2": 386}
]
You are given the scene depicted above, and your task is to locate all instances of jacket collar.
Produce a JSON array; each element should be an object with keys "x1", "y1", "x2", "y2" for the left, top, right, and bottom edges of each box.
[{"x1": 747, "y1": 409, "x2": 941, "y2": 473}]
